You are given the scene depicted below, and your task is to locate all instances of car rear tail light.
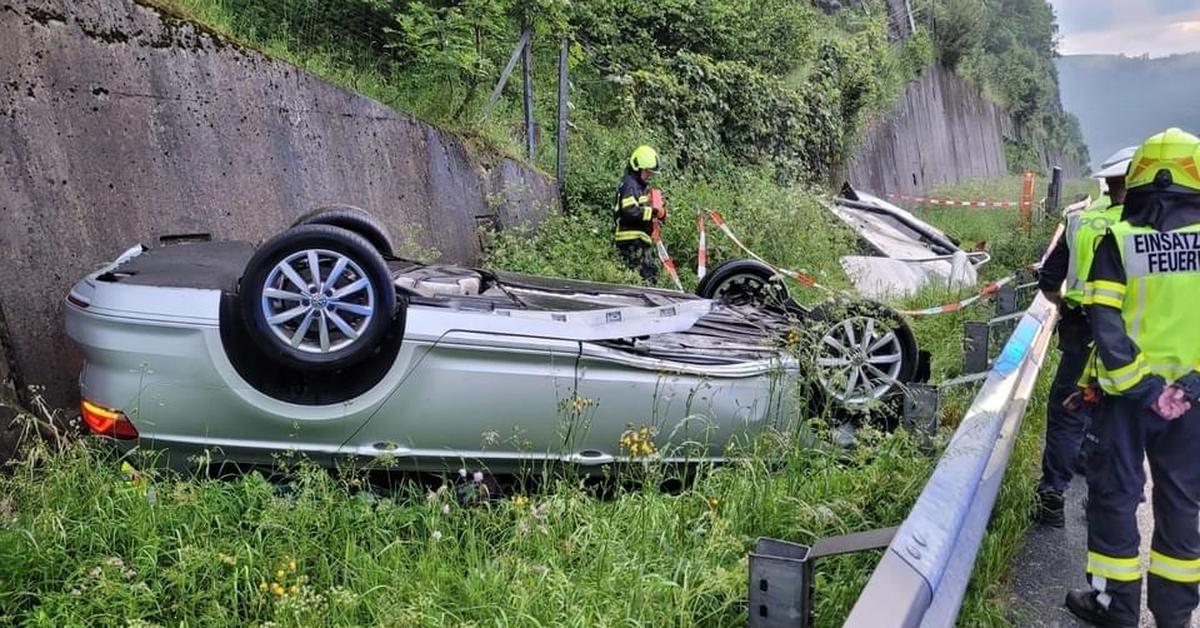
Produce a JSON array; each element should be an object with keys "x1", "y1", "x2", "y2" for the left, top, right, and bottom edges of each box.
[
  {"x1": 67, "y1": 293, "x2": 90, "y2": 309},
  {"x1": 80, "y1": 400, "x2": 139, "y2": 440}
]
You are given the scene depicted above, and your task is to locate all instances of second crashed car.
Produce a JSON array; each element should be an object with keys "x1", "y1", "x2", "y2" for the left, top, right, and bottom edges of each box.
[{"x1": 66, "y1": 207, "x2": 919, "y2": 471}]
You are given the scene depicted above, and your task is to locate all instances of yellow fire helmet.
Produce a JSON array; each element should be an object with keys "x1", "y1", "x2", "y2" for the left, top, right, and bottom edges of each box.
[
  {"x1": 1126, "y1": 127, "x2": 1200, "y2": 192},
  {"x1": 628, "y1": 145, "x2": 659, "y2": 172}
]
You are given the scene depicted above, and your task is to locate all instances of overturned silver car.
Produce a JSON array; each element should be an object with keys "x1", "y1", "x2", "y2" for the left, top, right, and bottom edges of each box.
[{"x1": 65, "y1": 207, "x2": 919, "y2": 471}]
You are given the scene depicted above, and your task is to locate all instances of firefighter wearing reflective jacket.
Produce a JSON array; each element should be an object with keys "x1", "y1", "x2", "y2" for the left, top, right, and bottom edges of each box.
[
  {"x1": 1067, "y1": 128, "x2": 1200, "y2": 628},
  {"x1": 615, "y1": 145, "x2": 665, "y2": 282},
  {"x1": 1033, "y1": 148, "x2": 1130, "y2": 528}
]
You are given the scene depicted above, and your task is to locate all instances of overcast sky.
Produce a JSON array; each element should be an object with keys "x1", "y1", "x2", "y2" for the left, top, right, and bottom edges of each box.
[{"x1": 1051, "y1": 0, "x2": 1200, "y2": 57}]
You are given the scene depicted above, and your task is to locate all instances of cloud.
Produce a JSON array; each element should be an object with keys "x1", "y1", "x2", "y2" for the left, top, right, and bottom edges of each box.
[{"x1": 1057, "y1": 8, "x2": 1200, "y2": 57}]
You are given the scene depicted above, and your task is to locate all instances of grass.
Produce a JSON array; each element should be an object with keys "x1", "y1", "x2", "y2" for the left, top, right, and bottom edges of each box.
[{"x1": 0, "y1": 424, "x2": 939, "y2": 627}]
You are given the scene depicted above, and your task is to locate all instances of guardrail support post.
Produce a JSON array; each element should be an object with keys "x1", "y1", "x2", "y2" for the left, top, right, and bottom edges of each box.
[
  {"x1": 749, "y1": 529, "x2": 899, "y2": 627},
  {"x1": 995, "y1": 284, "x2": 1019, "y2": 317},
  {"x1": 963, "y1": 322, "x2": 989, "y2": 374},
  {"x1": 902, "y1": 383, "x2": 940, "y2": 449},
  {"x1": 749, "y1": 538, "x2": 814, "y2": 628}
]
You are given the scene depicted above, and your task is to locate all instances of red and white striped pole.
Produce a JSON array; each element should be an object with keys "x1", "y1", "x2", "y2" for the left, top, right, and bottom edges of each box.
[
  {"x1": 651, "y1": 222, "x2": 684, "y2": 292},
  {"x1": 696, "y1": 212, "x2": 708, "y2": 280}
]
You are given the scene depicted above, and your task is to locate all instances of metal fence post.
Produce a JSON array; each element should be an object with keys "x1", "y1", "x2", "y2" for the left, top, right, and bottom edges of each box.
[
  {"x1": 482, "y1": 26, "x2": 532, "y2": 119},
  {"x1": 1047, "y1": 166, "x2": 1063, "y2": 216},
  {"x1": 995, "y1": 283, "x2": 1018, "y2": 317},
  {"x1": 522, "y1": 26, "x2": 535, "y2": 162},
  {"x1": 556, "y1": 37, "x2": 569, "y2": 207}
]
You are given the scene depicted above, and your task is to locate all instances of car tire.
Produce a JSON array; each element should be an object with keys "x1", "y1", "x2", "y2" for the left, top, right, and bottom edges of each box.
[
  {"x1": 291, "y1": 204, "x2": 395, "y2": 258},
  {"x1": 239, "y1": 224, "x2": 398, "y2": 371},
  {"x1": 695, "y1": 259, "x2": 792, "y2": 310},
  {"x1": 804, "y1": 299, "x2": 918, "y2": 421}
]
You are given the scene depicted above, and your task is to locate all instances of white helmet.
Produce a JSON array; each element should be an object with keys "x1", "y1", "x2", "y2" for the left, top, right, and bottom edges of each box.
[{"x1": 1091, "y1": 145, "x2": 1137, "y2": 179}]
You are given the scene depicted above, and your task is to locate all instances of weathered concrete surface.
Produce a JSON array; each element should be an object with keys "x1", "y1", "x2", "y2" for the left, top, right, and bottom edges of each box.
[
  {"x1": 0, "y1": 0, "x2": 557, "y2": 409},
  {"x1": 847, "y1": 64, "x2": 1013, "y2": 197}
]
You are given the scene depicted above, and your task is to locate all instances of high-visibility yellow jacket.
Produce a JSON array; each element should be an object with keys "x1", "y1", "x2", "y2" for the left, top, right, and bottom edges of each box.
[
  {"x1": 1084, "y1": 220, "x2": 1200, "y2": 396},
  {"x1": 1062, "y1": 198, "x2": 1121, "y2": 305}
]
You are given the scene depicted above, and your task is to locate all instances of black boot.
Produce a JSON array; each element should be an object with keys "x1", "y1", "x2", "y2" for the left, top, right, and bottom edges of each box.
[
  {"x1": 1064, "y1": 589, "x2": 1136, "y2": 627},
  {"x1": 1038, "y1": 488, "x2": 1065, "y2": 528}
]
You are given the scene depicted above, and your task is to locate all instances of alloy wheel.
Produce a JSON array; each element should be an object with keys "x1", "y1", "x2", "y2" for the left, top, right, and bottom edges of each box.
[
  {"x1": 815, "y1": 315, "x2": 905, "y2": 408},
  {"x1": 259, "y1": 248, "x2": 376, "y2": 354}
]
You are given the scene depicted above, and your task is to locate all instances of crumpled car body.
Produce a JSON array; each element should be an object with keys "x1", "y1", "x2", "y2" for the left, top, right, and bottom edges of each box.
[{"x1": 65, "y1": 241, "x2": 806, "y2": 472}]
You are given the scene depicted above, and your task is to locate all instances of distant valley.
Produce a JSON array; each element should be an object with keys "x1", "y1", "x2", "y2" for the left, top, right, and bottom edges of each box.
[{"x1": 1057, "y1": 52, "x2": 1200, "y2": 170}]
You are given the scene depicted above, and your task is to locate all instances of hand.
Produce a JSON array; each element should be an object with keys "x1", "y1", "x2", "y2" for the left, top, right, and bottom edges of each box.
[
  {"x1": 655, "y1": 206, "x2": 668, "y2": 221},
  {"x1": 1153, "y1": 386, "x2": 1192, "y2": 421}
]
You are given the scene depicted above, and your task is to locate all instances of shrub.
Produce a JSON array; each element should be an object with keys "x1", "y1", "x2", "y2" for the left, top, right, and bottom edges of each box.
[{"x1": 929, "y1": 0, "x2": 985, "y2": 68}]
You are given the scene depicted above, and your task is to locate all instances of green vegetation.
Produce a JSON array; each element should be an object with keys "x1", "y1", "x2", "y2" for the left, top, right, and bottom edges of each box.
[
  {"x1": 1, "y1": 371, "x2": 1054, "y2": 627},
  {"x1": 908, "y1": 175, "x2": 1093, "y2": 276},
  {"x1": 0, "y1": 1, "x2": 1085, "y2": 625},
  {"x1": 156, "y1": 0, "x2": 931, "y2": 188},
  {"x1": 913, "y1": 0, "x2": 1090, "y2": 173},
  {"x1": 0, "y1": 420, "x2": 942, "y2": 626}
]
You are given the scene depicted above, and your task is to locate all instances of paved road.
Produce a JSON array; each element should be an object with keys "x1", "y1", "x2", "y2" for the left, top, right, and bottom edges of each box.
[{"x1": 1006, "y1": 472, "x2": 1197, "y2": 627}]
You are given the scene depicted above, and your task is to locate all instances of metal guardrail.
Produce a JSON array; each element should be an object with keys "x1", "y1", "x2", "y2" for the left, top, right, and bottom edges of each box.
[
  {"x1": 843, "y1": 293, "x2": 1059, "y2": 626},
  {"x1": 747, "y1": 282, "x2": 1057, "y2": 627}
]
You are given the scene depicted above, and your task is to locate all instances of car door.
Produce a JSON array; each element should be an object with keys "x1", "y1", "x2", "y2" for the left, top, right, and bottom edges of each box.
[
  {"x1": 572, "y1": 345, "x2": 796, "y2": 464},
  {"x1": 344, "y1": 330, "x2": 581, "y2": 469}
]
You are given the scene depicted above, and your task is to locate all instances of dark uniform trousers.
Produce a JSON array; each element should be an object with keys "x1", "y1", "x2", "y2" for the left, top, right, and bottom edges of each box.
[
  {"x1": 1086, "y1": 395, "x2": 1200, "y2": 625},
  {"x1": 617, "y1": 240, "x2": 658, "y2": 282},
  {"x1": 1040, "y1": 310, "x2": 1094, "y2": 492}
]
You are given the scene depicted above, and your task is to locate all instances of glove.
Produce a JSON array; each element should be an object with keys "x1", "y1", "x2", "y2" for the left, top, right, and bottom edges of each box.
[
  {"x1": 1153, "y1": 385, "x2": 1192, "y2": 421},
  {"x1": 1064, "y1": 384, "x2": 1102, "y2": 412}
]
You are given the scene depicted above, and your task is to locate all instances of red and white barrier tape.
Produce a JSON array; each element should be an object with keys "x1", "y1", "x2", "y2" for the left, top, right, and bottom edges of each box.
[
  {"x1": 888, "y1": 193, "x2": 1019, "y2": 209},
  {"x1": 895, "y1": 276, "x2": 1015, "y2": 316},
  {"x1": 696, "y1": 213, "x2": 708, "y2": 280},
  {"x1": 651, "y1": 222, "x2": 685, "y2": 292},
  {"x1": 706, "y1": 210, "x2": 826, "y2": 290}
]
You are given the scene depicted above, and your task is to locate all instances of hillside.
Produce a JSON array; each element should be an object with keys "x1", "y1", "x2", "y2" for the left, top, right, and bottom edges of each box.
[{"x1": 1057, "y1": 53, "x2": 1200, "y2": 169}]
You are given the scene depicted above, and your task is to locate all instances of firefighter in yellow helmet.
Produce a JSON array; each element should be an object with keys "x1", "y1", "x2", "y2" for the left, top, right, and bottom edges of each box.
[
  {"x1": 1067, "y1": 128, "x2": 1200, "y2": 627},
  {"x1": 614, "y1": 145, "x2": 665, "y2": 282}
]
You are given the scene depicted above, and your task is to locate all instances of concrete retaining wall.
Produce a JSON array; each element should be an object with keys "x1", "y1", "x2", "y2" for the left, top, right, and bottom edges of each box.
[
  {"x1": 0, "y1": 0, "x2": 558, "y2": 409},
  {"x1": 847, "y1": 64, "x2": 1013, "y2": 197}
]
